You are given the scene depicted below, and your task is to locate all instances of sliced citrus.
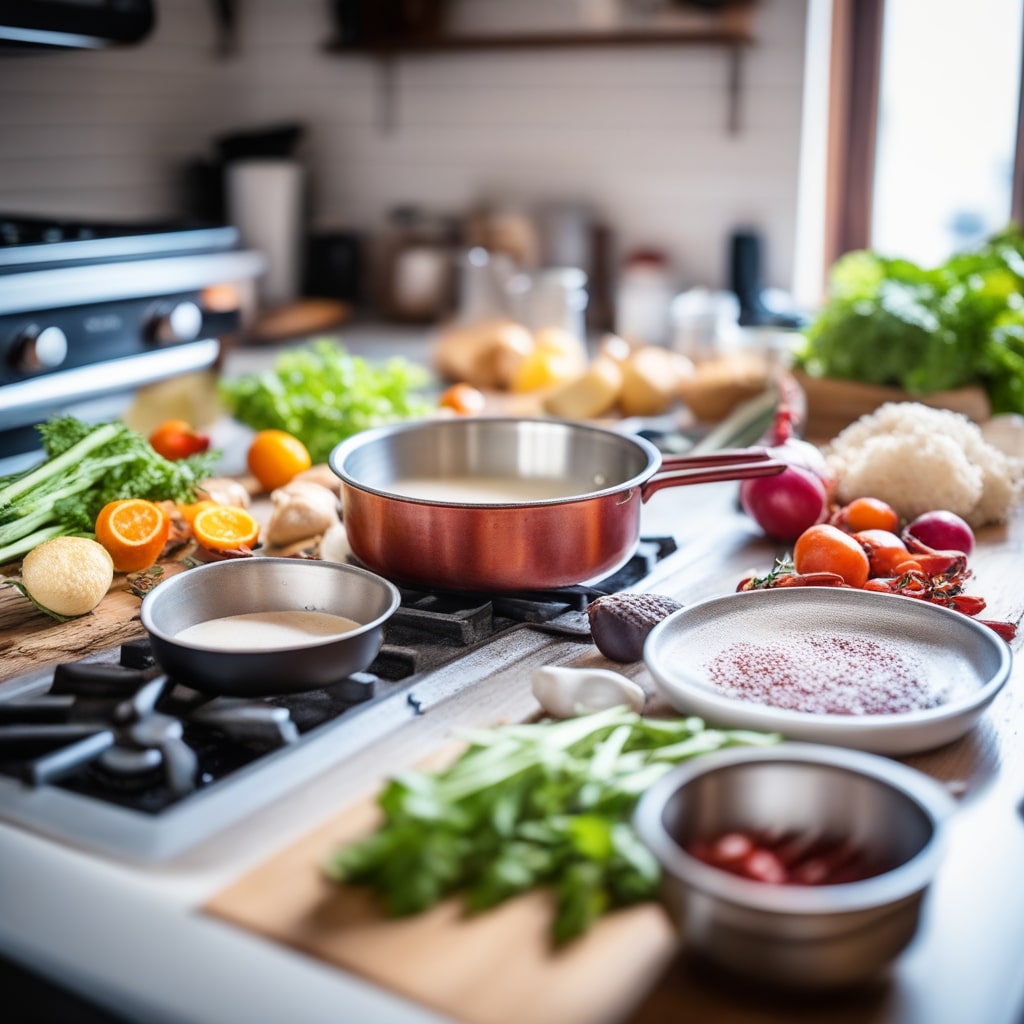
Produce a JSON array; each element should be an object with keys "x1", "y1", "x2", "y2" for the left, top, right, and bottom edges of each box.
[
  {"x1": 94, "y1": 498, "x2": 172, "y2": 573},
  {"x1": 192, "y1": 504, "x2": 261, "y2": 551},
  {"x1": 247, "y1": 429, "x2": 311, "y2": 492},
  {"x1": 176, "y1": 498, "x2": 219, "y2": 524}
]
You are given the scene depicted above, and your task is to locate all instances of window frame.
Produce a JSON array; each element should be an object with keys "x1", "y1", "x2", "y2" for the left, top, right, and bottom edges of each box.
[{"x1": 824, "y1": 0, "x2": 1024, "y2": 272}]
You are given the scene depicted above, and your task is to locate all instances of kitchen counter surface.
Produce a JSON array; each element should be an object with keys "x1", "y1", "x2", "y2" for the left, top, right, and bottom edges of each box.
[{"x1": 1, "y1": 333, "x2": 1023, "y2": 1024}]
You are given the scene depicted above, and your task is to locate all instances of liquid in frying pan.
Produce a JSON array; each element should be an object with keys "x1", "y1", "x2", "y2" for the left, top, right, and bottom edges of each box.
[
  {"x1": 384, "y1": 475, "x2": 599, "y2": 504},
  {"x1": 175, "y1": 610, "x2": 361, "y2": 650}
]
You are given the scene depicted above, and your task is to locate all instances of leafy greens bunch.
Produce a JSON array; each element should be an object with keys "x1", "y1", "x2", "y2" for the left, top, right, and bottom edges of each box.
[
  {"x1": 326, "y1": 706, "x2": 779, "y2": 945},
  {"x1": 794, "y1": 226, "x2": 1024, "y2": 414},
  {"x1": 0, "y1": 416, "x2": 218, "y2": 565},
  {"x1": 218, "y1": 339, "x2": 433, "y2": 464}
]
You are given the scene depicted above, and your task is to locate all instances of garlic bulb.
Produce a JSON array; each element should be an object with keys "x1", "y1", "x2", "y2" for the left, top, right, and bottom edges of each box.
[
  {"x1": 266, "y1": 480, "x2": 340, "y2": 547},
  {"x1": 531, "y1": 665, "x2": 646, "y2": 719}
]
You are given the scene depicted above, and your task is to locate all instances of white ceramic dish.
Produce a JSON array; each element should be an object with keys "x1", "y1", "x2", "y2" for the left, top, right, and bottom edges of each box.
[{"x1": 643, "y1": 587, "x2": 1012, "y2": 755}]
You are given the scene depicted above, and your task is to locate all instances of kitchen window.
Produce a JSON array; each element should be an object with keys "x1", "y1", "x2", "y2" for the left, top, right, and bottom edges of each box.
[{"x1": 794, "y1": 0, "x2": 1024, "y2": 304}]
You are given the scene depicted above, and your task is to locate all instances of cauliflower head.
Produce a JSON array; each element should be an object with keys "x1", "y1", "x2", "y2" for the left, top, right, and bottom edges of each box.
[{"x1": 826, "y1": 403, "x2": 1020, "y2": 527}]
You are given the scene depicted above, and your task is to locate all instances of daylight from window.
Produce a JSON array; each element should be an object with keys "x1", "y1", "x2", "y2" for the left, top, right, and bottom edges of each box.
[{"x1": 871, "y1": 0, "x2": 1023, "y2": 267}]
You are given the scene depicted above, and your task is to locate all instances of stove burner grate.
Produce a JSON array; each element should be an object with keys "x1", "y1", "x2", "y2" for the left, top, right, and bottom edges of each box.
[{"x1": 0, "y1": 536, "x2": 677, "y2": 843}]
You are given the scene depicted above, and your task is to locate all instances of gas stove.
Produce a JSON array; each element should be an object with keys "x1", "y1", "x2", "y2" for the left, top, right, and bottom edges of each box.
[
  {"x1": 0, "y1": 540, "x2": 675, "y2": 862},
  {"x1": 0, "y1": 213, "x2": 264, "y2": 464}
]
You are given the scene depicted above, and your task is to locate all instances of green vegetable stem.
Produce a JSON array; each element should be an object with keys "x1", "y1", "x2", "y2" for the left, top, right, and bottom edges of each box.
[
  {"x1": 325, "y1": 707, "x2": 780, "y2": 945},
  {"x1": 218, "y1": 339, "x2": 434, "y2": 464},
  {"x1": 0, "y1": 417, "x2": 218, "y2": 565}
]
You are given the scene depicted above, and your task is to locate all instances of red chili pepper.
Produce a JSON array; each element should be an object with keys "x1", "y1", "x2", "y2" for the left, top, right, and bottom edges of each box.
[
  {"x1": 949, "y1": 594, "x2": 987, "y2": 616},
  {"x1": 775, "y1": 572, "x2": 848, "y2": 588},
  {"x1": 912, "y1": 552, "x2": 969, "y2": 576},
  {"x1": 978, "y1": 619, "x2": 1018, "y2": 642}
]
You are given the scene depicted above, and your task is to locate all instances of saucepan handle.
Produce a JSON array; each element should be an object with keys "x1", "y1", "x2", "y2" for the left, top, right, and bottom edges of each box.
[{"x1": 641, "y1": 447, "x2": 786, "y2": 502}]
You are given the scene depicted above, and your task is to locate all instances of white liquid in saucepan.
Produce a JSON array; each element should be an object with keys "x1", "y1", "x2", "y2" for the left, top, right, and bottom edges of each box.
[
  {"x1": 385, "y1": 475, "x2": 600, "y2": 503},
  {"x1": 175, "y1": 610, "x2": 361, "y2": 650}
]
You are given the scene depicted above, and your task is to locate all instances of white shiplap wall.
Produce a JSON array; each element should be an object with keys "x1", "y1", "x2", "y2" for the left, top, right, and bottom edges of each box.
[{"x1": 0, "y1": 0, "x2": 809, "y2": 291}]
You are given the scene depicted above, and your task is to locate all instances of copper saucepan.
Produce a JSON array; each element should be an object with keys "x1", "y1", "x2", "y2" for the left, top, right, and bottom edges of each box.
[{"x1": 328, "y1": 417, "x2": 784, "y2": 593}]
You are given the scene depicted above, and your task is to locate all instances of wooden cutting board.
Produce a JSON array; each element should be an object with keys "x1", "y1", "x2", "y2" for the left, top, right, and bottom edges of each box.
[
  {"x1": 203, "y1": 789, "x2": 678, "y2": 1024},
  {"x1": 0, "y1": 560, "x2": 189, "y2": 681}
]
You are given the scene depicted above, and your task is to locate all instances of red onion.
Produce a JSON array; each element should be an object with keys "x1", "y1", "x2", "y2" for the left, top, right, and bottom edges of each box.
[
  {"x1": 903, "y1": 510, "x2": 975, "y2": 556},
  {"x1": 738, "y1": 408, "x2": 834, "y2": 541},
  {"x1": 740, "y1": 464, "x2": 829, "y2": 541}
]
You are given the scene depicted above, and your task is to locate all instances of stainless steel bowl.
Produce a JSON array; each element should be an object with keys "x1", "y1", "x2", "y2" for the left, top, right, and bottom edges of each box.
[
  {"x1": 633, "y1": 742, "x2": 957, "y2": 989},
  {"x1": 140, "y1": 558, "x2": 401, "y2": 696}
]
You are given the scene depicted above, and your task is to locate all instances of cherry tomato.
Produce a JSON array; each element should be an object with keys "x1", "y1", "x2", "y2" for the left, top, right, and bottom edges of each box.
[
  {"x1": 854, "y1": 528, "x2": 905, "y2": 550},
  {"x1": 439, "y1": 382, "x2": 487, "y2": 416},
  {"x1": 852, "y1": 529, "x2": 918, "y2": 577},
  {"x1": 149, "y1": 419, "x2": 210, "y2": 461},
  {"x1": 793, "y1": 523, "x2": 870, "y2": 589},
  {"x1": 841, "y1": 496, "x2": 900, "y2": 533}
]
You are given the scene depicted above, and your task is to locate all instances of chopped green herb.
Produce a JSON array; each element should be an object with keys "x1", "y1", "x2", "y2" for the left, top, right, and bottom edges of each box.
[{"x1": 325, "y1": 707, "x2": 780, "y2": 945}]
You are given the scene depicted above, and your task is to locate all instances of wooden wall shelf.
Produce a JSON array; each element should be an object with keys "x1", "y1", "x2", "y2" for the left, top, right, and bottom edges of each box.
[{"x1": 327, "y1": 2, "x2": 757, "y2": 133}]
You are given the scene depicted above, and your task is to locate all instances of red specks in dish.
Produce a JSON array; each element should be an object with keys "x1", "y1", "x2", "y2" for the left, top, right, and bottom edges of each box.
[{"x1": 705, "y1": 634, "x2": 940, "y2": 715}]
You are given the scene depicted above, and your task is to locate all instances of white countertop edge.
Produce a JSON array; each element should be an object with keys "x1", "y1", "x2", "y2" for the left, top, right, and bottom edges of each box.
[{"x1": 0, "y1": 824, "x2": 449, "y2": 1024}]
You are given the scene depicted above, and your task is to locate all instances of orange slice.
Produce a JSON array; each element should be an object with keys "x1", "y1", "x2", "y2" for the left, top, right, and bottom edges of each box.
[
  {"x1": 94, "y1": 498, "x2": 172, "y2": 573},
  {"x1": 192, "y1": 504, "x2": 261, "y2": 551},
  {"x1": 176, "y1": 499, "x2": 219, "y2": 524}
]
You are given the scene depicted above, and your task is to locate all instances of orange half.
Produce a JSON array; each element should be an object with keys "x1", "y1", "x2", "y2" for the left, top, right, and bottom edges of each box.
[
  {"x1": 192, "y1": 504, "x2": 261, "y2": 551},
  {"x1": 94, "y1": 498, "x2": 172, "y2": 573}
]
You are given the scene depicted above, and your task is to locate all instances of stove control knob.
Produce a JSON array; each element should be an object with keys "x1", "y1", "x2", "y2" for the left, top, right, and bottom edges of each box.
[
  {"x1": 149, "y1": 301, "x2": 203, "y2": 345},
  {"x1": 15, "y1": 325, "x2": 68, "y2": 372}
]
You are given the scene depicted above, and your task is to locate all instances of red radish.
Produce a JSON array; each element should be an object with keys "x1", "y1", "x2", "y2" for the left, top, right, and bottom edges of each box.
[{"x1": 903, "y1": 510, "x2": 975, "y2": 556}]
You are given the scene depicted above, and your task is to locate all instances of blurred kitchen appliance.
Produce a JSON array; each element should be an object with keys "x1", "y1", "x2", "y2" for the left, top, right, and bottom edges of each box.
[
  {"x1": 671, "y1": 287, "x2": 740, "y2": 361},
  {"x1": 377, "y1": 206, "x2": 458, "y2": 322},
  {"x1": 227, "y1": 160, "x2": 304, "y2": 308},
  {"x1": 0, "y1": 215, "x2": 264, "y2": 465},
  {"x1": 535, "y1": 200, "x2": 611, "y2": 331},
  {"x1": 304, "y1": 231, "x2": 363, "y2": 306},
  {"x1": 615, "y1": 248, "x2": 676, "y2": 346},
  {"x1": 729, "y1": 228, "x2": 804, "y2": 329},
  {"x1": 506, "y1": 266, "x2": 589, "y2": 341},
  {"x1": 0, "y1": 0, "x2": 154, "y2": 51}
]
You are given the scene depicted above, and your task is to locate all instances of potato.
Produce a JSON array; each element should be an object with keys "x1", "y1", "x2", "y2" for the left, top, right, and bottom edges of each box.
[
  {"x1": 532, "y1": 326, "x2": 589, "y2": 377},
  {"x1": 432, "y1": 319, "x2": 535, "y2": 390},
  {"x1": 618, "y1": 345, "x2": 694, "y2": 417},
  {"x1": 543, "y1": 354, "x2": 624, "y2": 419},
  {"x1": 676, "y1": 352, "x2": 771, "y2": 422},
  {"x1": 20, "y1": 536, "x2": 114, "y2": 617}
]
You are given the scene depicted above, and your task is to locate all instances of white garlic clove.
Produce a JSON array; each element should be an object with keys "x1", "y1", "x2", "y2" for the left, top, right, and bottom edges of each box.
[
  {"x1": 531, "y1": 665, "x2": 646, "y2": 719},
  {"x1": 318, "y1": 520, "x2": 351, "y2": 564}
]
